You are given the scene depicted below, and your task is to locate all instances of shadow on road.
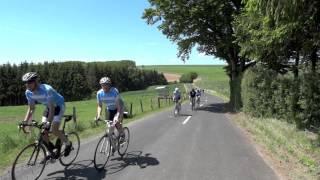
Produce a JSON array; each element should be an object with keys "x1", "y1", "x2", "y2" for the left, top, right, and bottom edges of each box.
[
  {"x1": 44, "y1": 160, "x2": 106, "y2": 180},
  {"x1": 105, "y1": 151, "x2": 160, "y2": 175},
  {"x1": 44, "y1": 151, "x2": 159, "y2": 179},
  {"x1": 178, "y1": 113, "x2": 192, "y2": 117},
  {"x1": 196, "y1": 102, "x2": 234, "y2": 114}
]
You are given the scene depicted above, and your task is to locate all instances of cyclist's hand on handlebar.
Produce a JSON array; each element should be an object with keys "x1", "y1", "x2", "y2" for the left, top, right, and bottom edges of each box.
[
  {"x1": 95, "y1": 116, "x2": 101, "y2": 121},
  {"x1": 19, "y1": 121, "x2": 30, "y2": 134}
]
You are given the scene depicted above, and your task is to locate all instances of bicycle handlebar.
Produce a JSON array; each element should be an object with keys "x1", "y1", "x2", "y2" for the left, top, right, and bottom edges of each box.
[{"x1": 18, "y1": 120, "x2": 46, "y2": 133}]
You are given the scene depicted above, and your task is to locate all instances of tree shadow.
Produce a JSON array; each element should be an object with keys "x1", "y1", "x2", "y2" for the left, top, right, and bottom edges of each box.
[
  {"x1": 196, "y1": 102, "x2": 234, "y2": 114},
  {"x1": 105, "y1": 151, "x2": 160, "y2": 174},
  {"x1": 44, "y1": 160, "x2": 106, "y2": 180},
  {"x1": 178, "y1": 113, "x2": 193, "y2": 117}
]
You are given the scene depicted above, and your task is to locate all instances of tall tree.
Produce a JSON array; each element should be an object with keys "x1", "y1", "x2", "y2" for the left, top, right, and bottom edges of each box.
[{"x1": 143, "y1": 0, "x2": 254, "y2": 111}]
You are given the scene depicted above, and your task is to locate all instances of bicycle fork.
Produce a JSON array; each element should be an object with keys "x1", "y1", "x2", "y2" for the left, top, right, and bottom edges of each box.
[{"x1": 27, "y1": 146, "x2": 41, "y2": 166}]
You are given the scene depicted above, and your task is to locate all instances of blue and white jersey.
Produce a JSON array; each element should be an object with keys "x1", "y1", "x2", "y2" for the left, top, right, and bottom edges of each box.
[
  {"x1": 173, "y1": 90, "x2": 181, "y2": 100},
  {"x1": 96, "y1": 87, "x2": 119, "y2": 110},
  {"x1": 25, "y1": 84, "x2": 64, "y2": 106}
]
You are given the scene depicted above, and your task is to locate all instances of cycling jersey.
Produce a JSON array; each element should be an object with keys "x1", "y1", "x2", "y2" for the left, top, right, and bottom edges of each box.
[
  {"x1": 25, "y1": 84, "x2": 64, "y2": 106},
  {"x1": 173, "y1": 90, "x2": 181, "y2": 101},
  {"x1": 97, "y1": 87, "x2": 119, "y2": 111},
  {"x1": 196, "y1": 90, "x2": 201, "y2": 96},
  {"x1": 190, "y1": 90, "x2": 196, "y2": 98}
]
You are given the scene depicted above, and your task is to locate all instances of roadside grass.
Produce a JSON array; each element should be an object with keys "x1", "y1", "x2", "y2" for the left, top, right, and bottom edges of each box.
[
  {"x1": 232, "y1": 113, "x2": 320, "y2": 180},
  {"x1": 143, "y1": 65, "x2": 229, "y2": 99},
  {"x1": 0, "y1": 83, "x2": 186, "y2": 174}
]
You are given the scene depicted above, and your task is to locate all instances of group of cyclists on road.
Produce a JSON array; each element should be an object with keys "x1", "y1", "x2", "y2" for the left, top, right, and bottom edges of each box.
[
  {"x1": 16, "y1": 71, "x2": 203, "y2": 178},
  {"x1": 172, "y1": 86, "x2": 204, "y2": 115},
  {"x1": 21, "y1": 72, "x2": 125, "y2": 161}
]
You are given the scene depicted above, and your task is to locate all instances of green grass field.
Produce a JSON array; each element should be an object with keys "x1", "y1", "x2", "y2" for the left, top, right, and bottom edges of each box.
[
  {"x1": 233, "y1": 114, "x2": 320, "y2": 179},
  {"x1": 143, "y1": 65, "x2": 230, "y2": 99},
  {"x1": 0, "y1": 83, "x2": 186, "y2": 173}
]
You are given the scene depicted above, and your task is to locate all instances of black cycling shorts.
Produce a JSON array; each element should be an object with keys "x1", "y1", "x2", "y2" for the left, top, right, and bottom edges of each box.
[
  {"x1": 108, "y1": 109, "x2": 118, "y2": 121},
  {"x1": 43, "y1": 106, "x2": 61, "y2": 118}
]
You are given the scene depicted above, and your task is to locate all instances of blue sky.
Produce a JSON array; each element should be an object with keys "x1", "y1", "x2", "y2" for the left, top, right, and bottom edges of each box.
[{"x1": 0, "y1": 0, "x2": 225, "y2": 65}]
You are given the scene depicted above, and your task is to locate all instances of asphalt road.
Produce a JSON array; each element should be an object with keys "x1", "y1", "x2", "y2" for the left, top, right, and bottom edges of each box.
[{"x1": 1, "y1": 94, "x2": 278, "y2": 180}]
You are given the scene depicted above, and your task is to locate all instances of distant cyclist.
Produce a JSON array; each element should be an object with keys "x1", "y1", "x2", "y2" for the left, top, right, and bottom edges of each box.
[
  {"x1": 173, "y1": 87, "x2": 181, "y2": 103},
  {"x1": 196, "y1": 88, "x2": 201, "y2": 106},
  {"x1": 173, "y1": 87, "x2": 181, "y2": 114},
  {"x1": 95, "y1": 77, "x2": 125, "y2": 142},
  {"x1": 189, "y1": 88, "x2": 196, "y2": 109},
  {"x1": 22, "y1": 72, "x2": 72, "y2": 158}
]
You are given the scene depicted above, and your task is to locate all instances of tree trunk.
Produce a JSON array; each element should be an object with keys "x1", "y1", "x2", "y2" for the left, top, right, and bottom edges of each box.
[
  {"x1": 228, "y1": 60, "x2": 243, "y2": 112},
  {"x1": 311, "y1": 48, "x2": 317, "y2": 73},
  {"x1": 293, "y1": 51, "x2": 299, "y2": 79}
]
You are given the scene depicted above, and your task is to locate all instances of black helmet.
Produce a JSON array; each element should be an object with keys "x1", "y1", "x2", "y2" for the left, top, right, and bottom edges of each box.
[{"x1": 22, "y1": 72, "x2": 39, "y2": 82}]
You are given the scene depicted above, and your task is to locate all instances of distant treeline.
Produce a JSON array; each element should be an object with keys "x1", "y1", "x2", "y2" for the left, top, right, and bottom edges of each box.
[{"x1": 0, "y1": 60, "x2": 167, "y2": 106}]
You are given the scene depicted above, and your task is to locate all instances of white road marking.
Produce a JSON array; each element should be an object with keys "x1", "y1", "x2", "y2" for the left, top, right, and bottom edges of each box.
[{"x1": 182, "y1": 116, "x2": 192, "y2": 125}]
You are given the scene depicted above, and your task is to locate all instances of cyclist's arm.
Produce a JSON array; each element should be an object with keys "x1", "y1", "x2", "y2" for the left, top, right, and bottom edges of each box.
[
  {"x1": 46, "y1": 88, "x2": 55, "y2": 122},
  {"x1": 96, "y1": 92, "x2": 103, "y2": 120},
  {"x1": 96, "y1": 103, "x2": 103, "y2": 120},
  {"x1": 47, "y1": 102, "x2": 55, "y2": 123},
  {"x1": 23, "y1": 104, "x2": 35, "y2": 122},
  {"x1": 114, "y1": 95, "x2": 124, "y2": 122}
]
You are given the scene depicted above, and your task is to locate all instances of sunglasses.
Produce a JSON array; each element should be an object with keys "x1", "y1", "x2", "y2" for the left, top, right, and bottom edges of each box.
[{"x1": 25, "y1": 80, "x2": 35, "y2": 84}]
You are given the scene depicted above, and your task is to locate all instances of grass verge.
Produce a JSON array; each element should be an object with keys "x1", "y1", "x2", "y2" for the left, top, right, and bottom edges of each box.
[{"x1": 230, "y1": 113, "x2": 320, "y2": 180}]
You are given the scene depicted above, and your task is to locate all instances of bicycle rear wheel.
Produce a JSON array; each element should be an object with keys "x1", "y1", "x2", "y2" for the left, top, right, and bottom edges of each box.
[
  {"x1": 94, "y1": 135, "x2": 111, "y2": 171},
  {"x1": 118, "y1": 127, "x2": 130, "y2": 157},
  {"x1": 11, "y1": 143, "x2": 46, "y2": 180},
  {"x1": 59, "y1": 132, "x2": 80, "y2": 166}
]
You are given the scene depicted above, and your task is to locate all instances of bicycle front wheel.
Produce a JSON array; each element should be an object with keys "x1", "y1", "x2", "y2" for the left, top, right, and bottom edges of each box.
[
  {"x1": 59, "y1": 132, "x2": 80, "y2": 166},
  {"x1": 118, "y1": 127, "x2": 130, "y2": 157},
  {"x1": 94, "y1": 135, "x2": 111, "y2": 171},
  {"x1": 11, "y1": 143, "x2": 47, "y2": 180}
]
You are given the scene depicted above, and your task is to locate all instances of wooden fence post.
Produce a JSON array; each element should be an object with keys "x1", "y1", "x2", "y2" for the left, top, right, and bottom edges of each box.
[
  {"x1": 130, "y1": 102, "x2": 133, "y2": 116},
  {"x1": 158, "y1": 97, "x2": 160, "y2": 108},
  {"x1": 151, "y1": 98, "x2": 153, "y2": 110},
  {"x1": 140, "y1": 99, "x2": 143, "y2": 112}
]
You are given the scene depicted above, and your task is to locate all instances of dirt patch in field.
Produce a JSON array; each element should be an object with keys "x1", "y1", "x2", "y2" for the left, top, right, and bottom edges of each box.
[{"x1": 163, "y1": 73, "x2": 181, "y2": 82}]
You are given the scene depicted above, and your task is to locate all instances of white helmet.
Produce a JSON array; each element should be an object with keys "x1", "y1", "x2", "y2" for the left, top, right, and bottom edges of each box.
[
  {"x1": 22, "y1": 72, "x2": 39, "y2": 82},
  {"x1": 99, "y1": 77, "x2": 111, "y2": 85},
  {"x1": 175, "y1": 87, "x2": 179, "y2": 91}
]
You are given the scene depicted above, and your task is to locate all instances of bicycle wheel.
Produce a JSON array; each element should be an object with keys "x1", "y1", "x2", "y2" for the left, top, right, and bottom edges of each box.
[
  {"x1": 11, "y1": 143, "x2": 47, "y2": 180},
  {"x1": 59, "y1": 132, "x2": 80, "y2": 166},
  {"x1": 174, "y1": 104, "x2": 178, "y2": 117},
  {"x1": 118, "y1": 127, "x2": 130, "y2": 157},
  {"x1": 94, "y1": 135, "x2": 111, "y2": 171}
]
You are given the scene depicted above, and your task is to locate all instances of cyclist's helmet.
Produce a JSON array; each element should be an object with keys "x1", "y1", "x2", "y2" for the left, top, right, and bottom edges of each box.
[
  {"x1": 22, "y1": 72, "x2": 39, "y2": 82},
  {"x1": 99, "y1": 77, "x2": 112, "y2": 85},
  {"x1": 175, "y1": 87, "x2": 179, "y2": 91}
]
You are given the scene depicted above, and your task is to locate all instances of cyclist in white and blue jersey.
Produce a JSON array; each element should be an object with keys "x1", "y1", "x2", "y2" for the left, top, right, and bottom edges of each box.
[
  {"x1": 22, "y1": 72, "x2": 72, "y2": 157},
  {"x1": 95, "y1": 77, "x2": 125, "y2": 138}
]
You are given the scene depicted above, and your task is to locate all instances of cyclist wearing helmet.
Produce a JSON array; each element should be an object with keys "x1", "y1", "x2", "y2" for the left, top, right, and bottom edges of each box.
[
  {"x1": 22, "y1": 72, "x2": 72, "y2": 157},
  {"x1": 173, "y1": 87, "x2": 181, "y2": 103},
  {"x1": 96, "y1": 77, "x2": 125, "y2": 138},
  {"x1": 189, "y1": 88, "x2": 196, "y2": 102}
]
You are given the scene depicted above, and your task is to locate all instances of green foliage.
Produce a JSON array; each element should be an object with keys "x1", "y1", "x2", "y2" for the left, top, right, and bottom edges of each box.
[
  {"x1": 179, "y1": 72, "x2": 198, "y2": 83},
  {"x1": 0, "y1": 60, "x2": 167, "y2": 106},
  {"x1": 298, "y1": 73, "x2": 320, "y2": 129},
  {"x1": 242, "y1": 65, "x2": 320, "y2": 129},
  {"x1": 143, "y1": 0, "x2": 253, "y2": 111}
]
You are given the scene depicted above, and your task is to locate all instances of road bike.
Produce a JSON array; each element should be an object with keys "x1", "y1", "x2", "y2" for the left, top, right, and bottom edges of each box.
[
  {"x1": 11, "y1": 114, "x2": 80, "y2": 180},
  {"x1": 93, "y1": 118, "x2": 130, "y2": 171}
]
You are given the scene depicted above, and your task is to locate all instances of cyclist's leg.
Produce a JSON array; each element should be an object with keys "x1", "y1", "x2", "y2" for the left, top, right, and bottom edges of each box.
[
  {"x1": 41, "y1": 109, "x2": 55, "y2": 151},
  {"x1": 51, "y1": 105, "x2": 69, "y2": 144}
]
